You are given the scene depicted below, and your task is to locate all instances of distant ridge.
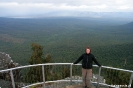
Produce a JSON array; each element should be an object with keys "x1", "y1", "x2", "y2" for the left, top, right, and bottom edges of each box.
[
  {"x1": 116, "y1": 21, "x2": 133, "y2": 33},
  {"x1": 1, "y1": 12, "x2": 133, "y2": 18},
  {"x1": 121, "y1": 21, "x2": 133, "y2": 30},
  {"x1": 123, "y1": 22, "x2": 133, "y2": 27}
]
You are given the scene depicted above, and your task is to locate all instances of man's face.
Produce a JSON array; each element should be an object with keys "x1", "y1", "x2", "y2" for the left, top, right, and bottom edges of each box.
[{"x1": 86, "y1": 49, "x2": 90, "y2": 54}]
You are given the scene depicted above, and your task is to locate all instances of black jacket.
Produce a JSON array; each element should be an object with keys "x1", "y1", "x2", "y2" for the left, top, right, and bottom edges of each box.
[{"x1": 74, "y1": 53, "x2": 101, "y2": 69}]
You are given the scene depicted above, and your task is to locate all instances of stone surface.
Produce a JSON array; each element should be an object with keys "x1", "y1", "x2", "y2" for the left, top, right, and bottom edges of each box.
[
  {"x1": 0, "y1": 52, "x2": 22, "y2": 88},
  {"x1": 66, "y1": 84, "x2": 96, "y2": 88},
  {"x1": 0, "y1": 52, "x2": 20, "y2": 70}
]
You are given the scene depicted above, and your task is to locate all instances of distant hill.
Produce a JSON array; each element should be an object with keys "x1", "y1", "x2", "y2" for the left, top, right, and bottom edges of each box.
[
  {"x1": 123, "y1": 22, "x2": 133, "y2": 28},
  {"x1": 115, "y1": 21, "x2": 133, "y2": 33},
  {"x1": 3, "y1": 11, "x2": 133, "y2": 19},
  {"x1": 122, "y1": 22, "x2": 133, "y2": 32}
]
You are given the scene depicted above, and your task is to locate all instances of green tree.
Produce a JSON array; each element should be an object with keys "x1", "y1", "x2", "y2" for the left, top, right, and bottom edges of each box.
[
  {"x1": 105, "y1": 69, "x2": 131, "y2": 87},
  {"x1": 24, "y1": 43, "x2": 52, "y2": 83},
  {"x1": 29, "y1": 43, "x2": 43, "y2": 64},
  {"x1": 44, "y1": 54, "x2": 53, "y2": 81},
  {"x1": 62, "y1": 66, "x2": 70, "y2": 78},
  {"x1": 44, "y1": 54, "x2": 52, "y2": 63}
]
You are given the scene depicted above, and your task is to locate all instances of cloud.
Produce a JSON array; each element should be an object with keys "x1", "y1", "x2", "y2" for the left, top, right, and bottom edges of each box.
[
  {"x1": 119, "y1": 6, "x2": 130, "y2": 10},
  {"x1": 0, "y1": 0, "x2": 133, "y2": 17},
  {"x1": 0, "y1": 2, "x2": 107, "y2": 13}
]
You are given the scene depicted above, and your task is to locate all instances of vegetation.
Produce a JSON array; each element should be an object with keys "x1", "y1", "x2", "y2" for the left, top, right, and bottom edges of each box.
[
  {"x1": 0, "y1": 17, "x2": 133, "y2": 87},
  {"x1": 0, "y1": 17, "x2": 133, "y2": 70},
  {"x1": 24, "y1": 43, "x2": 52, "y2": 83},
  {"x1": 101, "y1": 68, "x2": 133, "y2": 88},
  {"x1": 104, "y1": 69, "x2": 130, "y2": 85}
]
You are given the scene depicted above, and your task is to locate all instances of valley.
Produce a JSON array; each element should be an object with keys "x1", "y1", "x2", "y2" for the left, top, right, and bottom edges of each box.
[{"x1": 0, "y1": 17, "x2": 133, "y2": 70}]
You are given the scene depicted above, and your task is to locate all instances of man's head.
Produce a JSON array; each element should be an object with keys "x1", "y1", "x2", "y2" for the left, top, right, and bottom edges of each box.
[{"x1": 85, "y1": 46, "x2": 91, "y2": 54}]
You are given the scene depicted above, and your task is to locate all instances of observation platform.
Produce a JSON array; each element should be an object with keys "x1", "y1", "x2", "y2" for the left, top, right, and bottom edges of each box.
[{"x1": 0, "y1": 63, "x2": 133, "y2": 88}]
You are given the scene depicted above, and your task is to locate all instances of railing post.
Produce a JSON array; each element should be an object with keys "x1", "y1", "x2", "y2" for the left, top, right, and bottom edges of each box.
[
  {"x1": 10, "y1": 70, "x2": 15, "y2": 88},
  {"x1": 97, "y1": 66, "x2": 102, "y2": 88},
  {"x1": 128, "y1": 72, "x2": 133, "y2": 88},
  {"x1": 42, "y1": 65, "x2": 46, "y2": 88},
  {"x1": 70, "y1": 63, "x2": 73, "y2": 85}
]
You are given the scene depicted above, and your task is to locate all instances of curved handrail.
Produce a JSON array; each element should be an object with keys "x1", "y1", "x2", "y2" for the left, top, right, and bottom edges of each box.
[
  {"x1": 1, "y1": 63, "x2": 133, "y2": 73},
  {"x1": 102, "y1": 66, "x2": 133, "y2": 73},
  {"x1": 0, "y1": 63, "x2": 72, "y2": 72},
  {"x1": 0, "y1": 63, "x2": 133, "y2": 88}
]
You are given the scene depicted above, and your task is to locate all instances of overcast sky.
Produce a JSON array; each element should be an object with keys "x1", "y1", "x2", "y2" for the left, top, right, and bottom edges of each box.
[{"x1": 0, "y1": 0, "x2": 133, "y2": 17}]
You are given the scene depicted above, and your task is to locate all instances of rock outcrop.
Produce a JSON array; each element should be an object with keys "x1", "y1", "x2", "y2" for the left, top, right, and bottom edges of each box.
[
  {"x1": 0, "y1": 52, "x2": 20, "y2": 70},
  {"x1": 0, "y1": 52, "x2": 21, "y2": 88}
]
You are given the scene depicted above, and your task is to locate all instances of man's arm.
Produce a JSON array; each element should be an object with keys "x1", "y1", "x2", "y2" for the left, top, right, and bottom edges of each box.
[
  {"x1": 73, "y1": 54, "x2": 83, "y2": 64},
  {"x1": 93, "y1": 56, "x2": 101, "y2": 67}
]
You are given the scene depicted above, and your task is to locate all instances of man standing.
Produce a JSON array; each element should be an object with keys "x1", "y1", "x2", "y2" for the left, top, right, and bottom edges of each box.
[{"x1": 73, "y1": 46, "x2": 101, "y2": 88}]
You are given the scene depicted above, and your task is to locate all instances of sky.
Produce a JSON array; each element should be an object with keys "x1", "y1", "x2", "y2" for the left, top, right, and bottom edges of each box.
[{"x1": 0, "y1": 0, "x2": 133, "y2": 17}]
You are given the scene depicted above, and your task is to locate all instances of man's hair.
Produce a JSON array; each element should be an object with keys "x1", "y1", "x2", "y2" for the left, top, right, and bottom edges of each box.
[{"x1": 85, "y1": 46, "x2": 91, "y2": 52}]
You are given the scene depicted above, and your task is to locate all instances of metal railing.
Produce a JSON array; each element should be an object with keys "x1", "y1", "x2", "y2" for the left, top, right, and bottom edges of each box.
[{"x1": 0, "y1": 63, "x2": 133, "y2": 88}]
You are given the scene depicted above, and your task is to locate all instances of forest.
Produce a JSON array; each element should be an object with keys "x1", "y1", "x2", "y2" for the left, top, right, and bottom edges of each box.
[{"x1": 0, "y1": 17, "x2": 133, "y2": 70}]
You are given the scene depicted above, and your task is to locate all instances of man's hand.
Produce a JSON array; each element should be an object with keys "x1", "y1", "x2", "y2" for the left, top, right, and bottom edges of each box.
[
  {"x1": 99, "y1": 65, "x2": 102, "y2": 67},
  {"x1": 72, "y1": 63, "x2": 75, "y2": 65}
]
